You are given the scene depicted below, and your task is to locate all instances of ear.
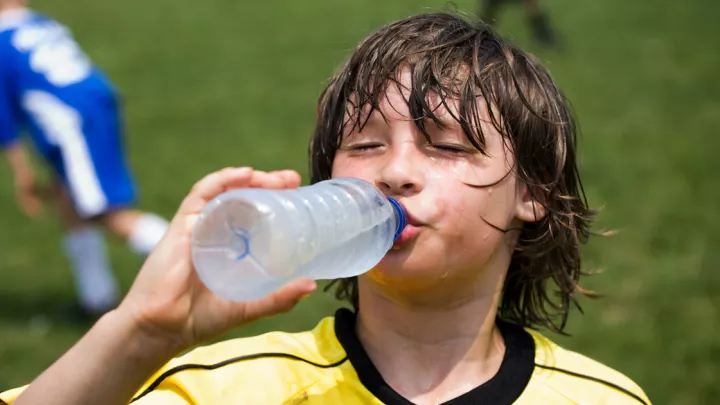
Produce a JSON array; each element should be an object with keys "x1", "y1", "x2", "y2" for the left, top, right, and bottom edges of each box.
[{"x1": 515, "y1": 182, "x2": 547, "y2": 223}]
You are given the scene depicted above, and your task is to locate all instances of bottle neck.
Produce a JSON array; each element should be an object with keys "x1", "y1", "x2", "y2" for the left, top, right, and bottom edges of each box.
[{"x1": 386, "y1": 197, "x2": 407, "y2": 241}]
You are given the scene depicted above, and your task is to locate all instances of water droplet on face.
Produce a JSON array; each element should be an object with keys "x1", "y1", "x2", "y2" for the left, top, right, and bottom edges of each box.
[
  {"x1": 429, "y1": 168, "x2": 443, "y2": 179},
  {"x1": 450, "y1": 160, "x2": 466, "y2": 177}
]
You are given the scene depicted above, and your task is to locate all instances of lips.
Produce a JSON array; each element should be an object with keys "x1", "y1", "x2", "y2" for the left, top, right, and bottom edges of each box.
[
  {"x1": 404, "y1": 209, "x2": 423, "y2": 227},
  {"x1": 391, "y1": 202, "x2": 423, "y2": 248},
  {"x1": 392, "y1": 224, "x2": 420, "y2": 248}
]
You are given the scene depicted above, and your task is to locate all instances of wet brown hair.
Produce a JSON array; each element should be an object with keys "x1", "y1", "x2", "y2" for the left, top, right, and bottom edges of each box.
[{"x1": 309, "y1": 12, "x2": 596, "y2": 334}]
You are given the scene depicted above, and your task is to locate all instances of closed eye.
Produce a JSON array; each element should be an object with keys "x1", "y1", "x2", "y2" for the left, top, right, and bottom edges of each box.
[
  {"x1": 430, "y1": 143, "x2": 470, "y2": 154},
  {"x1": 346, "y1": 143, "x2": 383, "y2": 151}
]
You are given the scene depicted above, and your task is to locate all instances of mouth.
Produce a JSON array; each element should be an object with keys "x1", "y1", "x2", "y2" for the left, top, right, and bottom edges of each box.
[
  {"x1": 391, "y1": 205, "x2": 423, "y2": 249},
  {"x1": 391, "y1": 224, "x2": 420, "y2": 249}
]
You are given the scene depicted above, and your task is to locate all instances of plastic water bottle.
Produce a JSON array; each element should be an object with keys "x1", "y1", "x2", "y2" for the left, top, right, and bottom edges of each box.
[{"x1": 190, "y1": 177, "x2": 407, "y2": 302}]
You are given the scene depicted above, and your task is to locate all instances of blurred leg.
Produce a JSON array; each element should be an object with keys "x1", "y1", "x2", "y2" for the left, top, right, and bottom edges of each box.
[
  {"x1": 54, "y1": 94, "x2": 170, "y2": 256},
  {"x1": 523, "y1": 0, "x2": 541, "y2": 15},
  {"x1": 53, "y1": 182, "x2": 119, "y2": 316},
  {"x1": 523, "y1": 0, "x2": 558, "y2": 47},
  {"x1": 481, "y1": 0, "x2": 506, "y2": 25},
  {"x1": 103, "y1": 209, "x2": 168, "y2": 256},
  {"x1": 23, "y1": 91, "x2": 121, "y2": 316}
]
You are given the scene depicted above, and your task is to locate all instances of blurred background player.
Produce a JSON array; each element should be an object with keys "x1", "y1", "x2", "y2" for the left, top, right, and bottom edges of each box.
[
  {"x1": 0, "y1": 0, "x2": 169, "y2": 317},
  {"x1": 480, "y1": 0, "x2": 559, "y2": 48}
]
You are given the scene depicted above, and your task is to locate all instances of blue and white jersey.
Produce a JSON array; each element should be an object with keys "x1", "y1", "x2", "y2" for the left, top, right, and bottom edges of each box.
[
  {"x1": 0, "y1": 9, "x2": 118, "y2": 148},
  {"x1": 0, "y1": 9, "x2": 136, "y2": 218}
]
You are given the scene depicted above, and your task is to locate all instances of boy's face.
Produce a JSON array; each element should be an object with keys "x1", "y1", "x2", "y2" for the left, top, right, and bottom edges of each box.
[{"x1": 332, "y1": 68, "x2": 541, "y2": 297}]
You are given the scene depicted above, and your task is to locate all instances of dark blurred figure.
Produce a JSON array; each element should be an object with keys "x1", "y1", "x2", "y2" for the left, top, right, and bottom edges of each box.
[{"x1": 481, "y1": 0, "x2": 560, "y2": 48}]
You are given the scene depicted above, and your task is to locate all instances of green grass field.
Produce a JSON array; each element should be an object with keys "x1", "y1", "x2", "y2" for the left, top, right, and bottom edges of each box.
[{"x1": 1, "y1": 0, "x2": 718, "y2": 403}]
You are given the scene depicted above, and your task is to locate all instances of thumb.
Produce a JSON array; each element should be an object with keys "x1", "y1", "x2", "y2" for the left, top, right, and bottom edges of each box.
[{"x1": 236, "y1": 278, "x2": 317, "y2": 325}]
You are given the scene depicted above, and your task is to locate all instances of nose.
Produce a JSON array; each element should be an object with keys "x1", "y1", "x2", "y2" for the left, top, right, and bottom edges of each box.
[{"x1": 375, "y1": 143, "x2": 423, "y2": 197}]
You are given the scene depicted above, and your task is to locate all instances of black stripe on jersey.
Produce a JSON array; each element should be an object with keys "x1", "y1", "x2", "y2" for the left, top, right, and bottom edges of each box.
[
  {"x1": 534, "y1": 364, "x2": 648, "y2": 405},
  {"x1": 129, "y1": 352, "x2": 348, "y2": 403}
]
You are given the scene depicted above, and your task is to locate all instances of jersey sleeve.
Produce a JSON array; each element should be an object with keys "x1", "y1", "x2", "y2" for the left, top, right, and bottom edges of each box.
[
  {"x1": 129, "y1": 389, "x2": 192, "y2": 405},
  {"x1": 0, "y1": 384, "x2": 191, "y2": 405},
  {"x1": 128, "y1": 374, "x2": 195, "y2": 405},
  {"x1": 0, "y1": 60, "x2": 21, "y2": 149},
  {"x1": 0, "y1": 386, "x2": 26, "y2": 404}
]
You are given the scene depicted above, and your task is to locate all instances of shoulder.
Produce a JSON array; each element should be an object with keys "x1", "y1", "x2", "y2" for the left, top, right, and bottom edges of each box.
[
  {"x1": 0, "y1": 9, "x2": 44, "y2": 33},
  {"x1": 131, "y1": 316, "x2": 350, "y2": 403},
  {"x1": 0, "y1": 10, "x2": 43, "y2": 54},
  {"x1": 524, "y1": 330, "x2": 652, "y2": 405},
  {"x1": 173, "y1": 314, "x2": 344, "y2": 366},
  {"x1": 1, "y1": 317, "x2": 350, "y2": 405}
]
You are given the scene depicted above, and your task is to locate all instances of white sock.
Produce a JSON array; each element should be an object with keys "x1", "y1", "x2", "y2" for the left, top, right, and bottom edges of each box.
[
  {"x1": 62, "y1": 227, "x2": 119, "y2": 314},
  {"x1": 128, "y1": 213, "x2": 169, "y2": 256}
]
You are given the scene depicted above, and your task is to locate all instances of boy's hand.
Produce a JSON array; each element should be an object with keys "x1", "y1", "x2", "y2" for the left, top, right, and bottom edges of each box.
[
  {"x1": 4, "y1": 141, "x2": 45, "y2": 218},
  {"x1": 115, "y1": 167, "x2": 317, "y2": 354},
  {"x1": 13, "y1": 171, "x2": 44, "y2": 218}
]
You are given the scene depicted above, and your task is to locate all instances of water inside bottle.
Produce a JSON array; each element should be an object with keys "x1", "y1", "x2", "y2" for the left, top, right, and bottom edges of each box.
[
  {"x1": 191, "y1": 178, "x2": 403, "y2": 302},
  {"x1": 191, "y1": 196, "x2": 281, "y2": 300},
  {"x1": 294, "y1": 216, "x2": 394, "y2": 280}
]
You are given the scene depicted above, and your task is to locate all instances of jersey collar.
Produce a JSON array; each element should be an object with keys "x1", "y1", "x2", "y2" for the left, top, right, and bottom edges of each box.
[
  {"x1": 0, "y1": 7, "x2": 32, "y2": 31},
  {"x1": 334, "y1": 308, "x2": 535, "y2": 405},
  {"x1": 0, "y1": 7, "x2": 31, "y2": 21}
]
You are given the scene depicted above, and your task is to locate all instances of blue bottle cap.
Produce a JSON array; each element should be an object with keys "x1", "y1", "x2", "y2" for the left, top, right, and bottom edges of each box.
[{"x1": 387, "y1": 197, "x2": 408, "y2": 241}]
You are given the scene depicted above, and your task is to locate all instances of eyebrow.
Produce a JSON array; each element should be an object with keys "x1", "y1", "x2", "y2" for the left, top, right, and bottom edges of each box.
[
  {"x1": 422, "y1": 114, "x2": 464, "y2": 133},
  {"x1": 350, "y1": 109, "x2": 387, "y2": 133}
]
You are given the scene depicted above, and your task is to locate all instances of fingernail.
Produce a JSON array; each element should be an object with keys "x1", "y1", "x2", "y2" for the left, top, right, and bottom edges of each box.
[{"x1": 302, "y1": 280, "x2": 317, "y2": 295}]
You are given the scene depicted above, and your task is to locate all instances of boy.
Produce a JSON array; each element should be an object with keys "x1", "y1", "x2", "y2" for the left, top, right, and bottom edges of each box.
[
  {"x1": 0, "y1": 1, "x2": 169, "y2": 316},
  {"x1": 1, "y1": 12, "x2": 650, "y2": 405}
]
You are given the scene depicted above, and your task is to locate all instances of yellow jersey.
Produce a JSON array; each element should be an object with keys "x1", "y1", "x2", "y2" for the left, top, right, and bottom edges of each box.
[{"x1": 0, "y1": 308, "x2": 651, "y2": 404}]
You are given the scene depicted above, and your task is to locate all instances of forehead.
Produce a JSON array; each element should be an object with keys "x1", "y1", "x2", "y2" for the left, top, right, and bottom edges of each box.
[{"x1": 344, "y1": 68, "x2": 499, "y2": 133}]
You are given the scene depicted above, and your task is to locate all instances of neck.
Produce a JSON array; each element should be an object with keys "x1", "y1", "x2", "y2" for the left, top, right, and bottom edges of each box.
[
  {"x1": 0, "y1": 2, "x2": 25, "y2": 13},
  {"x1": 355, "y1": 270, "x2": 507, "y2": 404}
]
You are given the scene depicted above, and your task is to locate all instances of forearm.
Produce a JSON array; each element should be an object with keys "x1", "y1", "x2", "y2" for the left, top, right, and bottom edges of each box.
[
  {"x1": 2, "y1": 141, "x2": 33, "y2": 181},
  {"x1": 13, "y1": 310, "x2": 181, "y2": 405}
]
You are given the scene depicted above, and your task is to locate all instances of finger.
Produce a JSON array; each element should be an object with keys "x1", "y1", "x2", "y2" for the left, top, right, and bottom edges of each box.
[
  {"x1": 178, "y1": 167, "x2": 254, "y2": 215},
  {"x1": 250, "y1": 170, "x2": 301, "y2": 189},
  {"x1": 175, "y1": 168, "x2": 299, "y2": 235},
  {"x1": 271, "y1": 170, "x2": 302, "y2": 188},
  {"x1": 237, "y1": 278, "x2": 317, "y2": 324},
  {"x1": 248, "y1": 171, "x2": 290, "y2": 190}
]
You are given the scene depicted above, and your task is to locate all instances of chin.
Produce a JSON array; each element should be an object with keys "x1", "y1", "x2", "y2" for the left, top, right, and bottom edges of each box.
[
  {"x1": 369, "y1": 252, "x2": 439, "y2": 280},
  {"x1": 362, "y1": 265, "x2": 452, "y2": 299}
]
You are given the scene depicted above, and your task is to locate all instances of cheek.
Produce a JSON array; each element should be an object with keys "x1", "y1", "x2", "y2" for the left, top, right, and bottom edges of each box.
[
  {"x1": 427, "y1": 179, "x2": 515, "y2": 241},
  {"x1": 423, "y1": 182, "x2": 487, "y2": 247},
  {"x1": 424, "y1": 178, "x2": 484, "y2": 222},
  {"x1": 331, "y1": 156, "x2": 372, "y2": 180}
]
